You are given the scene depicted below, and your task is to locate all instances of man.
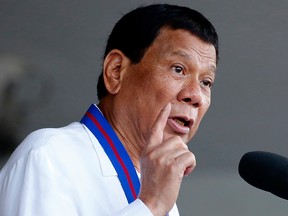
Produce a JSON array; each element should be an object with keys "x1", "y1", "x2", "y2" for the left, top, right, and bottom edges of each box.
[{"x1": 0, "y1": 4, "x2": 218, "y2": 216}]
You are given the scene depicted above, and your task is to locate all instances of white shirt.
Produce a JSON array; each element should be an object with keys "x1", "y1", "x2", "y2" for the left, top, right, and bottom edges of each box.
[{"x1": 0, "y1": 122, "x2": 179, "y2": 216}]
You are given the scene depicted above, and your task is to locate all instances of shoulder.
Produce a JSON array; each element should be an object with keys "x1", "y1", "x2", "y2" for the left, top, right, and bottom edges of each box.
[
  {"x1": 1, "y1": 122, "x2": 90, "y2": 171},
  {"x1": 17, "y1": 122, "x2": 87, "y2": 151},
  {"x1": 27, "y1": 122, "x2": 87, "y2": 143}
]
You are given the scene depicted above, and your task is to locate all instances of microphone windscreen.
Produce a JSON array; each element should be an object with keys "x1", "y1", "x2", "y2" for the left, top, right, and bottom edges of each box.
[{"x1": 238, "y1": 151, "x2": 288, "y2": 200}]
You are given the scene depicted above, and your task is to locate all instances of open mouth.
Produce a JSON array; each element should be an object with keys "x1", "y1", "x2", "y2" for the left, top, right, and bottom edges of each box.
[
  {"x1": 167, "y1": 117, "x2": 193, "y2": 134},
  {"x1": 173, "y1": 117, "x2": 191, "y2": 127}
]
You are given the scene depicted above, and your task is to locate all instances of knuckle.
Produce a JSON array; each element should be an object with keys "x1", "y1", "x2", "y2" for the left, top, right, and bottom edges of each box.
[
  {"x1": 170, "y1": 136, "x2": 187, "y2": 148},
  {"x1": 189, "y1": 152, "x2": 196, "y2": 166}
]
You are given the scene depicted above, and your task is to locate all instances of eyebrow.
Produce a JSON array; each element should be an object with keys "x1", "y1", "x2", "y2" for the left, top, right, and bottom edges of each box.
[{"x1": 171, "y1": 50, "x2": 217, "y2": 74}]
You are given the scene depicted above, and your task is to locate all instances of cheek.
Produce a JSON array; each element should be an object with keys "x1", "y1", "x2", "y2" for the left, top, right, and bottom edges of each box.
[
  {"x1": 152, "y1": 76, "x2": 183, "y2": 102},
  {"x1": 139, "y1": 75, "x2": 176, "y2": 104},
  {"x1": 198, "y1": 99, "x2": 211, "y2": 121},
  {"x1": 190, "y1": 99, "x2": 211, "y2": 134}
]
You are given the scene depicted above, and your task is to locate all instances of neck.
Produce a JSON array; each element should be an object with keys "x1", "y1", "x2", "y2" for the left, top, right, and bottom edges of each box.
[
  {"x1": 98, "y1": 101, "x2": 142, "y2": 172},
  {"x1": 117, "y1": 132, "x2": 141, "y2": 172}
]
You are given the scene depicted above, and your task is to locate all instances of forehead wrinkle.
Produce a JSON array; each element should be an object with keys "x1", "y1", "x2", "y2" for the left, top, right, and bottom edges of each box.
[{"x1": 171, "y1": 50, "x2": 191, "y2": 60}]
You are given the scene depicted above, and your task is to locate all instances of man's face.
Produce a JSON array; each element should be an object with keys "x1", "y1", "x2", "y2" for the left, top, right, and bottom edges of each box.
[{"x1": 116, "y1": 28, "x2": 217, "y2": 146}]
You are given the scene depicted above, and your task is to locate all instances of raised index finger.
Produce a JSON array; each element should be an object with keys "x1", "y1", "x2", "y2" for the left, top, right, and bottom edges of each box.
[{"x1": 148, "y1": 103, "x2": 171, "y2": 147}]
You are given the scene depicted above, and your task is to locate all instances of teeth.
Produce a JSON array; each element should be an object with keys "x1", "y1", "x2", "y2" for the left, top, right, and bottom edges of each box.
[{"x1": 174, "y1": 118, "x2": 185, "y2": 126}]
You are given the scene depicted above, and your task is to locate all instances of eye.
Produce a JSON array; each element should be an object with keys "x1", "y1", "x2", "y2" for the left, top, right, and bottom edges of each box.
[
  {"x1": 171, "y1": 65, "x2": 184, "y2": 74},
  {"x1": 200, "y1": 79, "x2": 213, "y2": 88}
]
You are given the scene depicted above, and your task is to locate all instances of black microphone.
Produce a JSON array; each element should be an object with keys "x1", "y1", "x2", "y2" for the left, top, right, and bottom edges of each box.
[{"x1": 238, "y1": 151, "x2": 288, "y2": 200}]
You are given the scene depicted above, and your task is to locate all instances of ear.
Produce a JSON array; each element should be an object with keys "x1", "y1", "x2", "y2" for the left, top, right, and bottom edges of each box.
[{"x1": 103, "y1": 49, "x2": 130, "y2": 95}]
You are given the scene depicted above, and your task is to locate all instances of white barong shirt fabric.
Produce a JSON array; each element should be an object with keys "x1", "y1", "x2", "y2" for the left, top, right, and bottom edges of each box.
[{"x1": 0, "y1": 120, "x2": 179, "y2": 216}]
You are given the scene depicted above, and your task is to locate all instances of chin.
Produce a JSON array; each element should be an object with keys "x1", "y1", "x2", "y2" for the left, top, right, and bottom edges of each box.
[
  {"x1": 180, "y1": 132, "x2": 195, "y2": 144},
  {"x1": 163, "y1": 131, "x2": 192, "y2": 144}
]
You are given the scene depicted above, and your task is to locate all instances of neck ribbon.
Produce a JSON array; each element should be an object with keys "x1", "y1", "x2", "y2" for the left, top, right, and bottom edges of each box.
[{"x1": 80, "y1": 104, "x2": 140, "y2": 204}]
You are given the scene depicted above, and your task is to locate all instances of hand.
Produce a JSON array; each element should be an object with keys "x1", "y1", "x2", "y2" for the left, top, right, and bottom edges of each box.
[{"x1": 138, "y1": 103, "x2": 196, "y2": 216}]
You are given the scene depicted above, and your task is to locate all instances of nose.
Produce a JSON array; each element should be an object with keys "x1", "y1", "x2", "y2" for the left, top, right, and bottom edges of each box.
[{"x1": 177, "y1": 82, "x2": 205, "y2": 108}]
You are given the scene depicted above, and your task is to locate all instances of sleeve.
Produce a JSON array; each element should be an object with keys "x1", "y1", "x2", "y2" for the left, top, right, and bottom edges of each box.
[
  {"x1": 116, "y1": 199, "x2": 153, "y2": 216},
  {"x1": 116, "y1": 199, "x2": 179, "y2": 216}
]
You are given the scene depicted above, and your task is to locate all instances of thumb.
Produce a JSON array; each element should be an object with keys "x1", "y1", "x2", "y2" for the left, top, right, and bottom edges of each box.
[{"x1": 148, "y1": 103, "x2": 171, "y2": 147}]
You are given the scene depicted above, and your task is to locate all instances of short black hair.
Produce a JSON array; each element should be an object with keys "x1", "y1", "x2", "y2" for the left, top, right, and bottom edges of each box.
[{"x1": 97, "y1": 4, "x2": 219, "y2": 100}]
